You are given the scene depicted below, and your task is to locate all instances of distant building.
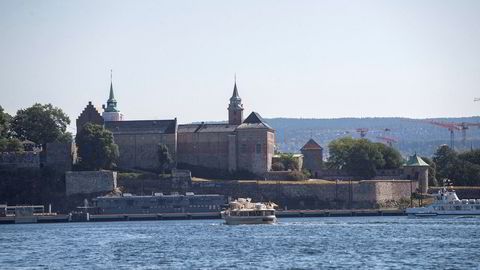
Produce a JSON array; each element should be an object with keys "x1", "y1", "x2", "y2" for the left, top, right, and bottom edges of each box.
[
  {"x1": 300, "y1": 138, "x2": 323, "y2": 178},
  {"x1": 77, "y1": 79, "x2": 275, "y2": 174}
]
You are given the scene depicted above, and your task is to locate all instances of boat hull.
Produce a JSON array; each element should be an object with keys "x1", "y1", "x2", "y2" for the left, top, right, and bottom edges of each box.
[
  {"x1": 406, "y1": 207, "x2": 480, "y2": 218},
  {"x1": 222, "y1": 215, "x2": 277, "y2": 225}
]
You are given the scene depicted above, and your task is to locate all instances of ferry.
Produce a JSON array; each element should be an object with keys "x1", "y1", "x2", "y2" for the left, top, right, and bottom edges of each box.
[
  {"x1": 221, "y1": 198, "x2": 277, "y2": 225},
  {"x1": 406, "y1": 187, "x2": 480, "y2": 217}
]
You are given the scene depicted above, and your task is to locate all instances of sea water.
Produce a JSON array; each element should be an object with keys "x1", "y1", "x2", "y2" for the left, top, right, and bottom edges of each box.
[{"x1": 0, "y1": 216, "x2": 479, "y2": 269}]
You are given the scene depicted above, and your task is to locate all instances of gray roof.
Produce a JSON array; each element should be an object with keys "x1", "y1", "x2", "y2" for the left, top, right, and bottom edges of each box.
[
  {"x1": 237, "y1": 112, "x2": 273, "y2": 130},
  {"x1": 178, "y1": 123, "x2": 237, "y2": 133},
  {"x1": 105, "y1": 119, "x2": 176, "y2": 134}
]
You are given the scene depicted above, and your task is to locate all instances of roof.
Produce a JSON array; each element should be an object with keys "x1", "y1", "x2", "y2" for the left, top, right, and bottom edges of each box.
[
  {"x1": 405, "y1": 154, "x2": 429, "y2": 167},
  {"x1": 178, "y1": 123, "x2": 237, "y2": 133},
  {"x1": 237, "y1": 112, "x2": 273, "y2": 130},
  {"x1": 301, "y1": 139, "x2": 323, "y2": 151},
  {"x1": 105, "y1": 119, "x2": 176, "y2": 134}
]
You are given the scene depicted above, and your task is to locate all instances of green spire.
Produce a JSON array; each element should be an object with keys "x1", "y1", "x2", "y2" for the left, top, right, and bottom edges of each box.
[{"x1": 105, "y1": 70, "x2": 119, "y2": 112}]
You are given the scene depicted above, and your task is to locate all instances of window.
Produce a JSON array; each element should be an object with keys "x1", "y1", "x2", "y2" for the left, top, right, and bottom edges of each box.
[{"x1": 256, "y1": 144, "x2": 261, "y2": 154}]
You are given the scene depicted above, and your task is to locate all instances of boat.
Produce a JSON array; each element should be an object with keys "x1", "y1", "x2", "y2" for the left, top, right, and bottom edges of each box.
[
  {"x1": 406, "y1": 187, "x2": 480, "y2": 217},
  {"x1": 221, "y1": 198, "x2": 277, "y2": 225}
]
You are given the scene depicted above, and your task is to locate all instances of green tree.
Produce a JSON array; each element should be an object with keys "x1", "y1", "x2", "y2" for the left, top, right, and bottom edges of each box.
[
  {"x1": 0, "y1": 105, "x2": 12, "y2": 138},
  {"x1": 327, "y1": 137, "x2": 355, "y2": 169},
  {"x1": 344, "y1": 139, "x2": 385, "y2": 179},
  {"x1": 157, "y1": 143, "x2": 173, "y2": 174},
  {"x1": 375, "y1": 142, "x2": 403, "y2": 169},
  {"x1": 0, "y1": 137, "x2": 23, "y2": 152},
  {"x1": 76, "y1": 123, "x2": 119, "y2": 170},
  {"x1": 11, "y1": 103, "x2": 70, "y2": 147},
  {"x1": 433, "y1": 145, "x2": 457, "y2": 181},
  {"x1": 276, "y1": 153, "x2": 300, "y2": 171}
]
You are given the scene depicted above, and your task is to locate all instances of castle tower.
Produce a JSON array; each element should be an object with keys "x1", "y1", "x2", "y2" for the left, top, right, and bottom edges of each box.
[
  {"x1": 102, "y1": 71, "x2": 124, "y2": 122},
  {"x1": 228, "y1": 80, "x2": 243, "y2": 125}
]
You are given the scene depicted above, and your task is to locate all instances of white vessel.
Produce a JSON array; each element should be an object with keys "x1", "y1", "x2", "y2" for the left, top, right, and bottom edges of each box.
[
  {"x1": 221, "y1": 198, "x2": 277, "y2": 225},
  {"x1": 406, "y1": 187, "x2": 480, "y2": 217}
]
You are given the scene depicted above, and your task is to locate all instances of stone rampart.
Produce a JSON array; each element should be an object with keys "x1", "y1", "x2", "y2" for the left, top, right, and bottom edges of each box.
[
  {"x1": 190, "y1": 180, "x2": 414, "y2": 209},
  {"x1": 0, "y1": 152, "x2": 40, "y2": 169},
  {"x1": 65, "y1": 171, "x2": 117, "y2": 196}
]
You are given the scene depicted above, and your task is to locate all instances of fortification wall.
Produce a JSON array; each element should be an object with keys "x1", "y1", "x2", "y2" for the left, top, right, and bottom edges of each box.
[
  {"x1": 45, "y1": 142, "x2": 75, "y2": 172},
  {"x1": 0, "y1": 152, "x2": 40, "y2": 169},
  {"x1": 190, "y1": 180, "x2": 413, "y2": 209},
  {"x1": 177, "y1": 132, "x2": 230, "y2": 170},
  {"x1": 65, "y1": 171, "x2": 117, "y2": 196},
  {"x1": 113, "y1": 133, "x2": 176, "y2": 170}
]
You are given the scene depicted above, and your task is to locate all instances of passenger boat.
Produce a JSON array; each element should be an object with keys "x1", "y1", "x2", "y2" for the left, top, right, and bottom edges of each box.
[
  {"x1": 221, "y1": 198, "x2": 277, "y2": 225},
  {"x1": 406, "y1": 187, "x2": 480, "y2": 217}
]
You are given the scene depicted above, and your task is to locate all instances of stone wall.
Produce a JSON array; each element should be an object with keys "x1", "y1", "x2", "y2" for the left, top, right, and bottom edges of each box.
[
  {"x1": 0, "y1": 152, "x2": 40, "y2": 169},
  {"x1": 65, "y1": 171, "x2": 117, "y2": 196},
  {"x1": 236, "y1": 129, "x2": 275, "y2": 174},
  {"x1": 44, "y1": 142, "x2": 75, "y2": 172},
  {"x1": 112, "y1": 133, "x2": 176, "y2": 170},
  {"x1": 190, "y1": 180, "x2": 414, "y2": 209},
  {"x1": 177, "y1": 131, "x2": 231, "y2": 170}
]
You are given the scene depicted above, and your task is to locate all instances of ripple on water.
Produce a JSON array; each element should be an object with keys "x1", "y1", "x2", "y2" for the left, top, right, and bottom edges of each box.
[{"x1": 1, "y1": 217, "x2": 479, "y2": 269}]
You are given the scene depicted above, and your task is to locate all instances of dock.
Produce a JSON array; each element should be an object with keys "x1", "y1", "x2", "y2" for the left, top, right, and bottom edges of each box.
[{"x1": 1, "y1": 209, "x2": 406, "y2": 224}]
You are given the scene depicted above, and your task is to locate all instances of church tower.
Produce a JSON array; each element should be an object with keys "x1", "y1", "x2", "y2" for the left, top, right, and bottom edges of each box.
[
  {"x1": 228, "y1": 80, "x2": 244, "y2": 125},
  {"x1": 102, "y1": 71, "x2": 124, "y2": 122}
]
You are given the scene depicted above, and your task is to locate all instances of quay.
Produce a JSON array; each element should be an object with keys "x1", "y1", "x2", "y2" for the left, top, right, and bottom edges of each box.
[{"x1": 1, "y1": 208, "x2": 405, "y2": 224}]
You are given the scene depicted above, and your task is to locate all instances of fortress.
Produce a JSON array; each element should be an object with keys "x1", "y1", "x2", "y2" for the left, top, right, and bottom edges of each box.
[{"x1": 76, "y1": 79, "x2": 275, "y2": 175}]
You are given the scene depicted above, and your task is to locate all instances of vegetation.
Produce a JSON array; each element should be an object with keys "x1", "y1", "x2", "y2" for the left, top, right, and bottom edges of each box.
[
  {"x1": 433, "y1": 145, "x2": 480, "y2": 186},
  {"x1": 327, "y1": 137, "x2": 403, "y2": 179},
  {"x1": 272, "y1": 153, "x2": 300, "y2": 171},
  {"x1": 10, "y1": 103, "x2": 71, "y2": 146},
  {"x1": 0, "y1": 106, "x2": 23, "y2": 152},
  {"x1": 75, "y1": 123, "x2": 119, "y2": 171},
  {"x1": 157, "y1": 143, "x2": 173, "y2": 174}
]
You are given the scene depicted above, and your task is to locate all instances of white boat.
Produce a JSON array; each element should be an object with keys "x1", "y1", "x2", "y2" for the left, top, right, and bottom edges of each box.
[
  {"x1": 221, "y1": 198, "x2": 277, "y2": 225},
  {"x1": 406, "y1": 187, "x2": 480, "y2": 217}
]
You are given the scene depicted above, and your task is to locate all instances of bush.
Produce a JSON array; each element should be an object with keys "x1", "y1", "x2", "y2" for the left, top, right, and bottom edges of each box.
[
  {"x1": 271, "y1": 162, "x2": 285, "y2": 171},
  {"x1": 286, "y1": 170, "x2": 309, "y2": 181}
]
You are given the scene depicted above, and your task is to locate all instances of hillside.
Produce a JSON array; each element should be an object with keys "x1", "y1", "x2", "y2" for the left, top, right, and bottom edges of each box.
[{"x1": 264, "y1": 117, "x2": 480, "y2": 158}]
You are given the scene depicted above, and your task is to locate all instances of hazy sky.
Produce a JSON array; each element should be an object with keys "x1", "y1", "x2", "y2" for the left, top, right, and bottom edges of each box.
[{"x1": 1, "y1": 0, "x2": 480, "y2": 132}]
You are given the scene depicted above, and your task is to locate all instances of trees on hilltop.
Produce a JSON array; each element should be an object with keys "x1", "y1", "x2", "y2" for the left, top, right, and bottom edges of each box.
[{"x1": 327, "y1": 137, "x2": 403, "y2": 179}]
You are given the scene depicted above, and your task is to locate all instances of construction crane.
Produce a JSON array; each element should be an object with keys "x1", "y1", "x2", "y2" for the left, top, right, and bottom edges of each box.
[
  {"x1": 453, "y1": 122, "x2": 480, "y2": 148},
  {"x1": 376, "y1": 136, "x2": 397, "y2": 147},
  {"x1": 429, "y1": 121, "x2": 461, "y2": 149}
]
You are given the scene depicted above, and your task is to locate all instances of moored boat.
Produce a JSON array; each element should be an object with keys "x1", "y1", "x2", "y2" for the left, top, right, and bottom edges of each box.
[
  {"x1": 221, "y1": 198, "x2": 277, "y2": 225},
  {"x1": 406, "y1": 187, "x2": 480, "y2": 217}
]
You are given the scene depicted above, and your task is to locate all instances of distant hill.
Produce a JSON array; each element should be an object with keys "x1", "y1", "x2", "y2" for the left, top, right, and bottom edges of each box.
[{"x1": 263, "y1": 117, "x2": 480, "y2": 158}]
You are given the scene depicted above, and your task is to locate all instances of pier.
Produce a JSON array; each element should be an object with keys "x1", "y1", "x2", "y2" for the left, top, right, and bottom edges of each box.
[{"x1": 1, "y1": 208, "x2": 405, "y2": 224}]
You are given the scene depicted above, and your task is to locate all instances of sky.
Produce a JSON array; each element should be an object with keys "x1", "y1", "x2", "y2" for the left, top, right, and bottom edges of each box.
[{"x1": 1, "y1": 0, "x2": 480, "y2": 133}]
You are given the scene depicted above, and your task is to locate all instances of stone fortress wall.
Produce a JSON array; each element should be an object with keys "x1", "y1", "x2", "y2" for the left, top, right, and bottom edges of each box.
[{"x1": 65, "y1": 170, "x2": 117, "y2": 196}]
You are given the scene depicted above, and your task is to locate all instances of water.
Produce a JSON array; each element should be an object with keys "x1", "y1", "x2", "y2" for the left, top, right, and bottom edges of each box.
[{"x1": 1, "y1": 217, "x2": 479, "y2": 269}]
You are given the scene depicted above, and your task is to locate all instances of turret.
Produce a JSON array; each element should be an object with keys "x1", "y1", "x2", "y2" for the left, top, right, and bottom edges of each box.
[
  {"x1": 102, "y1": 70, "x2": 124, "y2": 122},
  {"x1": 228, "y1": 80, "x2": 243, "y2": 125}
]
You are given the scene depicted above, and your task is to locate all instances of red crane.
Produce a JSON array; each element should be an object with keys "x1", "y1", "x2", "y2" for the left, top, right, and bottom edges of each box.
[
  {"x1": 453, "y1": 122, "x2": 480, "y2": 148},
  {"x1": 376, "y1": 136, "x2": 397, "y2": 147},
  {"x1": 429, "y1": 120, "x2": 461, "y2": 149}
]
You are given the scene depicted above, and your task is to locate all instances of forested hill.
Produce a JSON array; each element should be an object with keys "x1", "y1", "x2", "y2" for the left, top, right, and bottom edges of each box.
[{"x1": 264, "y1": 117, "x2": 480, "y2": 158}]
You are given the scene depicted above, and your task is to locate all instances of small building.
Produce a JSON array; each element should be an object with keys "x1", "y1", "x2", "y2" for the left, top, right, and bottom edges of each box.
[
  {"x1": 300, "y1": 138, "x2": 323, "y2": 178},
  {"x1": 403, "y1": 154, "x2": 430, "y2": 193}
]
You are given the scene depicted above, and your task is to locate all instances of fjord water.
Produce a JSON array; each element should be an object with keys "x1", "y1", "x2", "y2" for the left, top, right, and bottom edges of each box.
[{"x1": 1, "y1": 217, "x2": 479, "y2": 269}]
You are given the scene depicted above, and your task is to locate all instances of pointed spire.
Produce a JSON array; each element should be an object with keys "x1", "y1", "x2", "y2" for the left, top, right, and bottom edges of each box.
[
  {"x1": 232, "y1": 74, "x2": 239, "y2": 98},
  {"x1": 108, "y1": 69, "x2": 115, "y2": 101}
]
